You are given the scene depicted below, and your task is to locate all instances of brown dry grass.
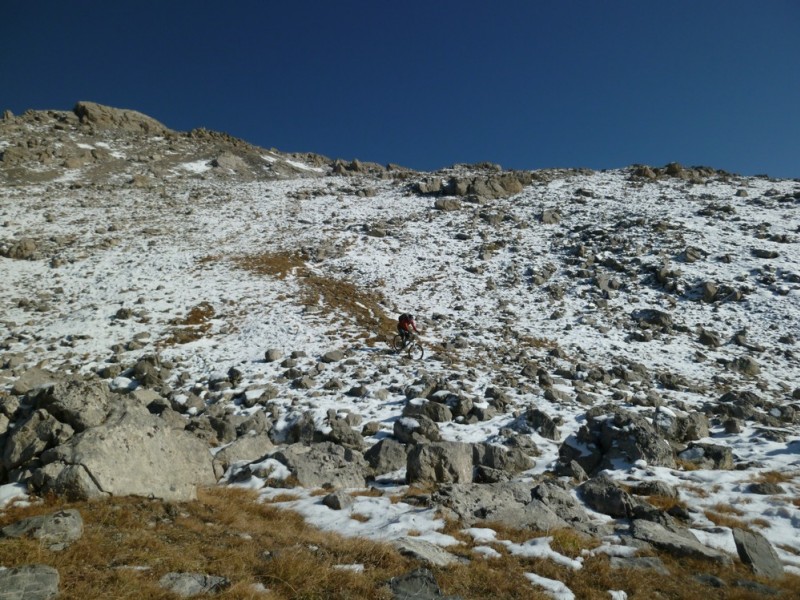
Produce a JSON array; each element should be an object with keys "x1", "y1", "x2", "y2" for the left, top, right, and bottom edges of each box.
[
  {"x1": 2, "y1": 488, "x2": 799, "y2": 599},
  {"x1": 645, "y1": 494, "x2": 689, "y2": 513},
  {"x1": 235, "y1": 251, "x2": 395, "y2": 345},
  {"x1": 0, "y1": 488, "x2": 407, "y2": 600},
  {"x1": 753, "y1": 470, "x2": 794, "y2": 484},
  {"x1": 162, "y1": 301, "x2": 216, "y2": 345},
  {"x1": 704, "y1": 503, "x2": 753, "y2": 531}
]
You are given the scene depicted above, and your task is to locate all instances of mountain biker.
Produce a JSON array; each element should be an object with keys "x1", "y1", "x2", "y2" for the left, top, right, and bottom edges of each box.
[{"x1": 397, "y1": 313, "x2": 418, "y2": 345}]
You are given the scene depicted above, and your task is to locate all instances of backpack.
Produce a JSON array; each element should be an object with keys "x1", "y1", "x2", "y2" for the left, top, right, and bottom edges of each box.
[{"x1": 399, "y1": 313, "x2": 411, "y2": 325}]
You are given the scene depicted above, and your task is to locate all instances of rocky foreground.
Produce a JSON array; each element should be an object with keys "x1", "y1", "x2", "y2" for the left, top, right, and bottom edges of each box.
[{"x1": 1, "y1": 103, "x2": 800, "y2": 597}]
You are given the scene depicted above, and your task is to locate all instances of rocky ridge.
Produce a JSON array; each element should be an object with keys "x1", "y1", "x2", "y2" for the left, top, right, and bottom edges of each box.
[{"x1": 1, "y1": 102, "x2": 800, "y2": 595}]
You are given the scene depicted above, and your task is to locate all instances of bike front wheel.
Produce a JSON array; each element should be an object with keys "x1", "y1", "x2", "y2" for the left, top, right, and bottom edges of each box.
[{"x1": 408, "y1": 342, "x2": 424, "y2": 360}]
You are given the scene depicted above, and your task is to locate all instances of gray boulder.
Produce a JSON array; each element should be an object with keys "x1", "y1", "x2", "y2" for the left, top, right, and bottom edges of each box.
[
  {"x1": 630, "y1": 519, "x2": 732, "y2": 565},
  {"x1": 264, "y1": 349, "x2": 283, "y2": 363},
  {"x1": 431, "y1": 481, "x2": 571, "y2": 531},
  {"x1": 433, "y1": 198, "x2": 461, "y2": 211},
  {"x1": 678, "y1": 443, "x2": 734, "y2": 470},
  {"x1": 393, "y1": 415, "x2": 441, "y2": 444},
  {"x1": 321, "y1": 350, "x2": 345, "y2": 363},
  {"x1": 388, "y1": 568, "x2": 463, "y2": 600},
  {"x1": 393, "y1": 538, "x2": 462, "y2": 567},
  {"x1": 402, "y1": 399, "x2": 453, "y2": 423},
  {"x1": 0, "y1": 565, "x2": 59, "y2": 600},
  {"x1": 558, "y1": 406, "x2": 676, "y2": 475},
  {"x1": 212, "y1": 432, "x2": 274, "y2": 479},
  {"x1": 11, "y1": 367, "x2": 59, "y2": 396},
  {"x1": 474, "y1": 443, "x2": 534, "y2": 474},
  {"x1": 609, "y1": 556, "x2": 669, "y2": 575},
  {"x1": 364, "y1": 438, "x2": 409, "y2": 475},
  {"x1": 158, "y1": 572, "x2": 230, "y2": 597},
  {"x1": 322, "y1": 490, "x2": 354, "y2": 510},
  {"x1": 32, "y1": 401, "x2": 215, "y2": 501},
  {"x1": 325, "y1": 419, "x2": 364, "y2": 451},
  {"x1": 578, "y1": 476, "x2": 635, "y2": 518},
  {"x1": 33, "y1": 378, "x2": 112, "y2": 432},
  {"x1": 270, "y1": 442, "x2": 368, "y2": 489},
  {"x1": 0, "y1": 509, "x2": 83, "y2": 551},
  {"x1": 531, "y1": 480, "x2": 592, "y2": 527},
  {"x1": 3, "y1": 409, "x2": 74, "y2": 471},
  {"x1": 732, "y1": 528, "x2": 784, "y2": 579},
  {"x1": 406, "y1": 441, "x2": 473, "y2": 484}
]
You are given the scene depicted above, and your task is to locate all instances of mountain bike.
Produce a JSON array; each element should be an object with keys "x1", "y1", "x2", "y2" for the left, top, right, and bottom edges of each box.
[{"x1": 392, "y1": 333, "x2": 424, "y2": 360}]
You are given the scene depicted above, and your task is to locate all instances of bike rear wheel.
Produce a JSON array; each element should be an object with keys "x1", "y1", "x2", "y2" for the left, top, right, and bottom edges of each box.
[{"x1": 392, "y1": 335, "x2": 406, "y2": 352}]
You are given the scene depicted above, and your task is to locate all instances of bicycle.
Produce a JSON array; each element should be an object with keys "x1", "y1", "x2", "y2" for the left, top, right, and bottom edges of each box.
[{"x1": 392, "y1": 333, "x2": 424, "y2": 360}]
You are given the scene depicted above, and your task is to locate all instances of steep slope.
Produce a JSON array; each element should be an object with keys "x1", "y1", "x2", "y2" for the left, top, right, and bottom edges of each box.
[{"x1": 2, "y1": 103, "x2": 800, "y2": 589}]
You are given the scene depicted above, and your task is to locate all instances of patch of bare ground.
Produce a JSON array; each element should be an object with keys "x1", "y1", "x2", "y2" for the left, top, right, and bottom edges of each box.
[
  {"x1": 162, "y1": 300, "x2": 216, "y2": 345},
  {"x1": 0, "y1": 488, "x2": 798, "y2": 599},
  {"x1": 235, "y1": 251, "x2": 396, "y2": 345}
]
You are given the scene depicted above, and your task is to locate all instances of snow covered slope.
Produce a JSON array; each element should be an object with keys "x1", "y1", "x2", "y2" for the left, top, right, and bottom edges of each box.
[{"x1": 2, "y1": 105, "x2": 800, "y2": 582}]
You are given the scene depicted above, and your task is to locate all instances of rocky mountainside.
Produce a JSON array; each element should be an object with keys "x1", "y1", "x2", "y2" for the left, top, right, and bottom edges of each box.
[{"x1": 1, "y1": 102, "x2": 800, "y2": 595}]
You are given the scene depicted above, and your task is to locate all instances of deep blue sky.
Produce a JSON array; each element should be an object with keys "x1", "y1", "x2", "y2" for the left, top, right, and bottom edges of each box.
[{"x1": 3, "y1": 1, "x2": 799, "y2": 177}]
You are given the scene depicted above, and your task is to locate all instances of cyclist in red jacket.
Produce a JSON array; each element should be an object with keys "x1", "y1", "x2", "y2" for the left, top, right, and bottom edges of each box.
[{"x1": 397, "y1": 313, "x2": 418, "y2": 345}]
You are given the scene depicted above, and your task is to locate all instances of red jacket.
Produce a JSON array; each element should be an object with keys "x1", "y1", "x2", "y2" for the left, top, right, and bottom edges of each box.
[{"x1": 398, "y1": 315, "x2": 418, "y2": 333}]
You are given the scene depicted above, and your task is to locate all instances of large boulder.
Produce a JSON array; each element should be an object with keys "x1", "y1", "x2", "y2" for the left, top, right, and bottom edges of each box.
[
  {"x1": 325, "y1": 419, "x2": 364, "y2": 451},
  {"x1": 393, "y1": 415, "x2": 441, "y2": 444},
  {"x1": 11, "y1": 367, "x2": 60, "y2": 396},
  {"x1": 732, "y1": 528, "x2": 784, "y2": 579},
  {"x1": 406, "y1": 442, "x2": 474, "y2": 484},
  {"x1": 212, "y1": 432, "x2": 274, "y2": 479},
  {"x1": 677, "y1": 443, "x2": 734, "y2": 470},
  {"x1": 269, "y1": 442, "x2": 368, "y2": 489},
  {"x1": 557, "y1": 406, "x2": 676, "y2": 475},
  {"x1": 364, "y1": 438, "x2": 409, "y2": 475},
  {"x1": 33, "y1": 378, "x2": 112, "y2": 432},
  {"x1": 474, "y1": 443, "x2": 534, "y2": 475},
  {"x1": 31, "y1": 401, "x2": 215, "y2": 501},
  {"x1": 432, "y1": 481, "x2": 574, "y2": 532},
  {"x1": 630, "y1": 519, "x2": 732, "y2": 565},
  {"x1": 3, "y1": 409, "x2": 74, "y2": 471},
  {"x1": 578, "y1": 475, "x2": 635, "y2": 518},
  {"x1": 402, "y1": 399, "x2": 453, "y2": 423}
]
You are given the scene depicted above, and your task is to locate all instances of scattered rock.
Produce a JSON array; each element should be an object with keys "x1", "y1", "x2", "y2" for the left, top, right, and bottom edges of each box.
[
  {"x1": 0, "y1": 509, "x2": 83, "y2": 551},
  {"x1": 322, "y1": 490, "x2": 354, "y2": 510},
  {"x1": 630, "y1": 519, "x2": 733, "y2": 565},
  {"x1": 158, "y1": 572, "x2": 231, "y2": 597},
  {"x1": 732, "y1": 528, "x2": 784, "y2": 579},
  {"x1": 31, "y1": 401, "x2": 215, "y2": 501},
  {"x1": 364, "y1": 438, "x2": 409, "y2": 476},
  {"x1": 393, "y1": 538, "x2": 462, "y2": 567},
  {"x1": 388, "y1": 567, "x2": 463, "y2": 600},
  {"x1": 0, "y1": 565, "x2": 60, "y2": 600},
  {"x1": 269, "y1": 442, "x2": 368, "y2": 488},
  {"x1": 406, "y1": 441, "x2": 474, "y2": 484},
  {"x1": 11, "y1": 367, "x2": 59, "y2": 396}
]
